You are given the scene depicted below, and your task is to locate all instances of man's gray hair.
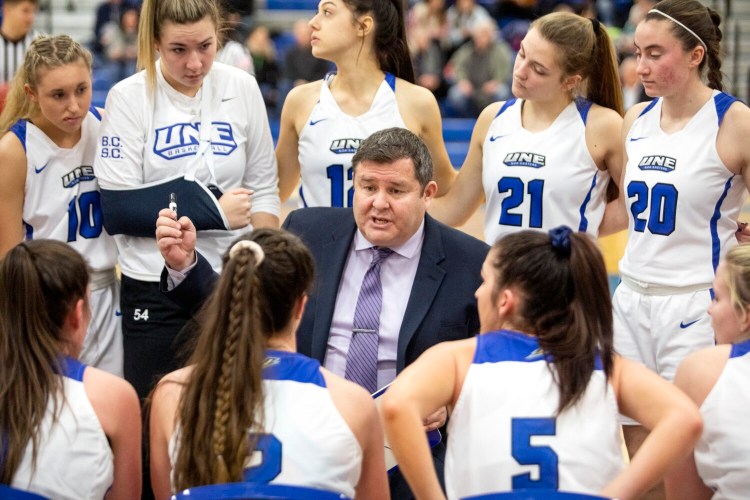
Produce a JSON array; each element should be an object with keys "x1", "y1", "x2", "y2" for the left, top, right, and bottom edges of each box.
[{"x1": 351, "y1": 127, "x2": 433, "y2": 190}]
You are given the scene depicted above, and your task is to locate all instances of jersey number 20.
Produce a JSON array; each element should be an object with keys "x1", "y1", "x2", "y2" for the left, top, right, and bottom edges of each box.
[
  {"x1": 627, "y1": 181, "x2": 677, "y2": 236},
  {"x1": 511, "y1": 417, "x2": 558, "y2": 490}
]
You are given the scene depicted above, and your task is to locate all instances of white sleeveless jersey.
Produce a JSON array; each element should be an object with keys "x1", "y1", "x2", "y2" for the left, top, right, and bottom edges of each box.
[
  {"x1": 445, "y1": 330, "x2": 623, "y2": 499},
  {"x1": 694, "y1": 339, "x2": 750, "y2": 499},
  {"x1": 482, "y1": 98, "x2": 609, "y2": 245},
  {"x1": 296, "y1": 72, "x2": 407, "y2": 207},
  {"x1": 95, "y1": 62, "x2": 279, "y2": 281},
  {"x1": 13, "y1": 108, "x2": 117, "y2": 273},
  {"x1": 619, "y1": 92, "x2": 747, "y2": 287},
  {"x1": 170, "y1": 350, "x2": 361, "y2": 498},
  {"x1": 12, "y1": 357, "x2": 114, "y2": 499}
]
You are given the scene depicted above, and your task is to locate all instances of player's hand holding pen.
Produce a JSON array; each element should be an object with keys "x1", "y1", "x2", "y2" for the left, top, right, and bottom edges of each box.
[{"x1": 155, "y1": 194, "x2": 197, "y2": 272}]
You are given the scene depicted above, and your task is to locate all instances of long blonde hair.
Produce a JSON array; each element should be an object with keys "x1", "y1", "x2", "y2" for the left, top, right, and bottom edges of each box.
[
  {"x1": 136, "y1": 0, "x2": 223, "y2": 91},
  {"x1": 0, "y1": 34, "x2": 92, "y2": 135}
]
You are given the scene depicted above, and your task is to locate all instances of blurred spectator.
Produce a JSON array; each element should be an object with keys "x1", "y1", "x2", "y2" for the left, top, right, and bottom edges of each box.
[
  {"x1": 100, "y1": 6, "x2": 138, "y2": 82},
  {"x1": 410, "y1": 24, "x2": 446, "y2": 98},
  {"x1": 283, "y1": 19, "x2": 329, "y2": 87},
  {"x1": 0, "y1": 0, "x2": 36, "y2": 85},
  {"x1": 225, "y1": 0, "x2": 255, "y2": 41},
  {"x1": 247, "y1": 25, "x2": 280, "y2": 115},
  {"x1": 617, "y1": 0, "x2": 657, "y2": 58},
  {"x1": 408, "y1": 0, "x2": 448, "y2": 47},
  {"x1": 92, "y1": 0, "x2": 132, "y2": 56},
  {"x1": 446, "y1": 18, "x2": 512, "y2": 117},
  {"x1": 216, "y1": 11, "x2": 254, "y2": 74},
  {"x1": 445, "y1": 0, "x2": 492, "y2": 57},
  {"x1": 620, "y1": 55, "x2": 647, "y2": 111}
]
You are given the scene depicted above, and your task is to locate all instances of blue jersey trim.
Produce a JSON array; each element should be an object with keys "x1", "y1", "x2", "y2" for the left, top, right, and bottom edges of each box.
[
  {"x1": 710, "y1": 176, "x2": 735, "y2": 273},
  {"x1": 9, "y1": 119, "x2": 27, "y2": 152},
  {"x1": 263, "y1": 350, "x2": 326, "y2": 388},
  {"x1": 61, "y1": 356, "x2": 86, "y2": 382},
  {"x1": 474, "y1": 330, "x2": 605, "y2": 370},
  {"x1": 495, "y1": 98, "x2": 516, "y2": 118},
  {"x1": 89, "y1": 105, "x2": 102, "y2": 121},
  {"x1": 574, "y1": 98, "x2": 593, "y2": 125},
  {"x1": 299, "y1": 185, "x2": 308, "y2": 207},
  {"x1": 714, "y1": 92, "x2": 736, "y2": 127},
  {"x1": 638, "y1": 98, "x2": 659, "y2": 117},
  {"x1": 577, "y1": 171, "x2": 599, "y2": 232},
  {"x1": 385, "y1": 72, "x2": 396, "y2": 91},
  {"x1": 730, "y1": 338, "x2": 750, "y2": 359}
]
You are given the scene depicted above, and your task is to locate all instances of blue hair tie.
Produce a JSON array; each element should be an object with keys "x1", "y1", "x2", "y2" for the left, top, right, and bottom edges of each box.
[{"x1": 549, "y1": 226, "x2": 572, "y2": 257}]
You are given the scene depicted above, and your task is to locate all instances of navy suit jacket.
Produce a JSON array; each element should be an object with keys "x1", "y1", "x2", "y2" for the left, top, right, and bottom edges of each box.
[{"x1": 281, "y1": 207, "x2": 489, "y2": 371}]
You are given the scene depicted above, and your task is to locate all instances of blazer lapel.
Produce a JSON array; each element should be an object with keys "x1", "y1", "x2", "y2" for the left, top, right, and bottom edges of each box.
[
  {"x1": 396, "y1": 215, "x2": 446, "y2": 372},
  {"x1": 310, "y1": 214, "x2": 357, "y2": 362}
]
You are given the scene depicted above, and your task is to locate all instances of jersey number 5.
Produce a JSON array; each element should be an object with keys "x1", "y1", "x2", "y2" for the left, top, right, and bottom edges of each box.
[
  {"x1": 244, "y1": 433, "x2": 282, "y2": 482},
  {"x1": 511, "y1": 417, "x2": 558, "y2": 490}
]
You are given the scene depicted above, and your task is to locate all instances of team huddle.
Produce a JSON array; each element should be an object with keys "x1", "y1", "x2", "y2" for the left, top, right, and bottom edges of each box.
[{"x1": 1, "y1": 0, "x2": 749, "y2": 499}]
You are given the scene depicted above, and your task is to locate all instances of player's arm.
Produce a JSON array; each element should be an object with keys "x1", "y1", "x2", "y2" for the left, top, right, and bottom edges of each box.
[
  {"x1": 323, "y1": 370, "x2": 389, "y2": 500},
  {"x1": 427, "y1": 102, "x2": 499, "y2": 227},
  {"x1": 0, "y1": 131, "x2": 27, "y2": 256},
  {"x1": 241, "y1": 75, "x2": 279, "y2": 229},
  {"x1": 149, "y1": 371, "x2": 185, "y2": 500},
  {"x1": 716, "y1": 101, "x2": 750, "y2": 242},
  {"x1": 276, "y1": 84, "x2": 306, "y2": 202},
  {"x1": 85, "y1": 367, "x2": 142, "y2": 500},
  {"x1": 664, "y1": 347, "x2": 729, "y2": 500},
  {"x1": 599, "y1": 102, "x2": 645, "y2": 236},
  {"x1": 380, "y1": 340, "x2": 470, "y2": 499},
  {"x1": 602, "y1": 355, "x2": 703, "y2": 500}
]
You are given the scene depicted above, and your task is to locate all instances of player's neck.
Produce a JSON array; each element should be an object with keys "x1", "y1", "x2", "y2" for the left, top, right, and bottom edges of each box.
[
  {"x1": 660, "y1": 80, "x2": 713, "y2": 123},
  {"x1": 521, "y1": 95, "x2": 571, "y2": 133},
  {"x1": 32, "y1": 115, "x2": 82, "y2": 149}
]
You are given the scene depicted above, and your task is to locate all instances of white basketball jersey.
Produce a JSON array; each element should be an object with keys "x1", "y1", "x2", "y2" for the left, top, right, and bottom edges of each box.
[
  {"x1": 95, "y1": 62, "x2": 279, "y2": 281},
  {"x1": 296, "y1": 72, "x2": 407, "y2": 207},
  {"x1": 11, "y1": 357, "x2": 114, "y2": 500},
  {"x1": 171, "y1": 351, "x2": 361, "y2": 498},
  {"x1": 14, "y1": 108, "x2": 117, "y2": 273},
  {"x1": 482, "y1": 98, "x2": 609, "y2": 245},
  {"x1": 619, "y1": 92, "x2": 747, "y2": 287},
  {"x1": 445, "y1": 330, "x2": 623, "y2": 499},
  {"x1": 694, "y1": 339, "x2": 750, "y2": 499}
]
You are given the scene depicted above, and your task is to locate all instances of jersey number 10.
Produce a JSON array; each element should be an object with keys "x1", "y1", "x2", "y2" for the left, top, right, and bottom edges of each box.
[{"x1": 67, "y1": 191, "x2": 104, "y2": 242}]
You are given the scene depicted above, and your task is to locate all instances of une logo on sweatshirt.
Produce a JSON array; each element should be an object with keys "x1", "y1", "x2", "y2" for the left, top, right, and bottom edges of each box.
[{"x1": 154, "y1": 121, "x2": 237, "y2": 160}]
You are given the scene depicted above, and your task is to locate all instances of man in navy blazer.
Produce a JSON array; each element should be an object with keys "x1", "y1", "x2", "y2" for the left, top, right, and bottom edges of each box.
[{"x1": 156, "y1": 128, "x2": 489, "y2": 498}]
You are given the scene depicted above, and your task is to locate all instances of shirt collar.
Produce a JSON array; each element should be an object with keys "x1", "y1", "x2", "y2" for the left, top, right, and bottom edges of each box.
[{"x1": 354, "y1": 219, "x2": 425, "y2": 260}]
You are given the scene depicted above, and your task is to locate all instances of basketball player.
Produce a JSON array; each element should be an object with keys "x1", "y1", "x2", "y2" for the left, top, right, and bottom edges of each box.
[
  {"x1": 613, "y1": 0, "x2": 750, "y2": 472},
  {"x1": 666, "y1": 244, "x2": 750, "y2": 499},
  {"x1": 429, "y1": 12, "x2": 625, "y2": 244},
  {"x1": 381, "y1": 227, "x2": 702, "y2": 499},
  {"x1": 93, "y1": 0, "x2": 280, "y2": 401},
  {"x1": 0, "y1": 35, "x2": 122, "y2": 376},
  {"x1": 1, "y1": 240, "x2": 140, "y2": 499},
  {"x1": 149, "y1": 229, "x2": 388, "y2": 499},
  {"x1": 276, "y1": 0, "x2": 456, "y2": 208}
]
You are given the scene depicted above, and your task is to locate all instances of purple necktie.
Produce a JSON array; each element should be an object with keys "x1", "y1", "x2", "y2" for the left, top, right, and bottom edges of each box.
[{"x1": 345, "y1": 247, "x2": 393, "y2": 393}]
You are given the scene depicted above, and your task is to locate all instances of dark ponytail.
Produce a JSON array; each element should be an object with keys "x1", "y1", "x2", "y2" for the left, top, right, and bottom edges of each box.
[
  {"x1": 646, "y1": 0, "x2": 724, "y2": 91},
  {"x1": 490, "y1": 228, "x2": 614, "y2": 414},
  {"x1": 344, "y1": 0, "x2": 415, "y2": 83}
]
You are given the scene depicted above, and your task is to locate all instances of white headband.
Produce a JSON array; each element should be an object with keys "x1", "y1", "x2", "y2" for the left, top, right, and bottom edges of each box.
[
  {"x1": 228, "y1": 240, "x2": 265, "y2": 265},
  {"x1": 649, "y1": 9, "x2": 707, "y2": 50}
]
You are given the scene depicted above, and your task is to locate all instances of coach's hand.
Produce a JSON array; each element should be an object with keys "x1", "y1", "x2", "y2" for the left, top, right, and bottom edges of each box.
[{"x1": 156, "y1": 208, "x2": 197, "y2": 272}]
